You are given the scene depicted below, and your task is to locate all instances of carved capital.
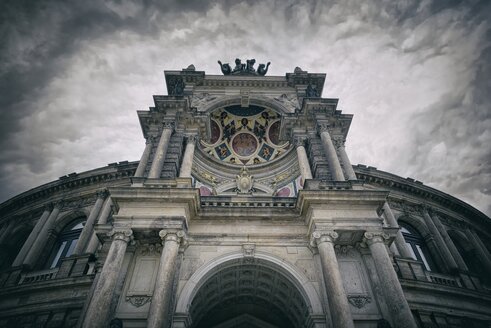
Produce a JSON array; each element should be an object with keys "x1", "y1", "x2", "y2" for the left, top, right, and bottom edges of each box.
[
  {"x1": 185, "y1": 134, "x2": 197, "y2": 145},
  {"x1": 317, "y1": 123, "x2": 330, "y2": 133},
  {"x1": 332, "y1": 136, "x2": 345, "y2": 149},
  {"x1": 162, "y1": 121, "x2": 175, "y2": 131},
  {"x1": 96, "y1": 189, "x2": 108, "y2": 200},
  {"x1": 293, "y1": 136, "x2": 307, "y2": 147},
  {"x1": 108, "y1": 228, "x2": 133, "y2": 243},
  {"x1": 311, "y1": 230, "x2": 339, "y2": 247},
  {"x1": 159, "y1": 229, "x2": 186, "y2": 245},
  {"x1": 363, "y1": 231, "x2": 389, "y2": 245},
  {"x1": 53, "y1": 200, "x2": 64, "y2": 209},
  {"x1": 145, "y1": 135, "x2": 155, "y2": 145}
]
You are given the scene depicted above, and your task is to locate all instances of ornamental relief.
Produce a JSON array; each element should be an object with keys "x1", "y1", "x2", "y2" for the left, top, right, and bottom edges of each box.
[
  {"x1": 348, "y1": 295, "x2": 372, "y2": 309},
  {"x1": 61, "y1": 195, "x2": 97, "y2": 211},
  {"x1": 126, "y1": 295, "x2": 151, "y2": 308}
]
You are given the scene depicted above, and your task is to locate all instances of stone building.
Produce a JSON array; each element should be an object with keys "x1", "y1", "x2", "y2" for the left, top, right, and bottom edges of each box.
[{"x1": 0, "y1": 62, "x2": 490, "y2": 328}]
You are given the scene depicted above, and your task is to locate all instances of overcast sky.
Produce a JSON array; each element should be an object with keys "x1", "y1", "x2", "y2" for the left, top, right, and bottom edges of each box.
[{"x1": 1, "y1": 0, "x2": 490, "y2": 216}]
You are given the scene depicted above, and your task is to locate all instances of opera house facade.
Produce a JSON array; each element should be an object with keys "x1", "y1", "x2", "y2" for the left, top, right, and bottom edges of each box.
[{"x1": 0, "y1": 61, "x2": 490, "y2": 328}]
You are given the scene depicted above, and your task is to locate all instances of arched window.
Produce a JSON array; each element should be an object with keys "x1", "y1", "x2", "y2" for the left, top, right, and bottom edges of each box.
[
  {"x1": 400, "y1": 222, "x2": 436, "y2": 271},
  {"x1": 47, "y1": 219, "x2": 85, "y2": 269}
]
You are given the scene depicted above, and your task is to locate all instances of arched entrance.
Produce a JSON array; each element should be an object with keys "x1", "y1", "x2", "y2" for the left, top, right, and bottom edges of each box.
[{"x1": 175, "y1": 252, "x2": 325, "y2": 328}]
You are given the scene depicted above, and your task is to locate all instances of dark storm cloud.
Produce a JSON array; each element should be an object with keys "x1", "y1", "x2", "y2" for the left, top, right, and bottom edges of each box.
[{"x1": 0, "y1": 0, "x2": 490, "y2": 216}]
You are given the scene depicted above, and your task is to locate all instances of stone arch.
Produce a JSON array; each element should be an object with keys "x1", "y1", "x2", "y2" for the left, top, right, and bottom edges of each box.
[
  {"x1": 175, "y1": 251, "x2": 324, "y2": 327},
  {"x1": 54, "y1": 209, "x2": 89, "y2": 234},
  {"x1": 397, "y1": 215, "x2": 430, "y2": 238}
]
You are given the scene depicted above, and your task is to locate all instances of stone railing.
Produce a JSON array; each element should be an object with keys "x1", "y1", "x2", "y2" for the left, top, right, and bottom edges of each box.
[
  {"x1": 18, "y1": 268, "x2": 59, "y2": 285},
  {"x1": 425, "y1": 271, "x2": 462, "y2": 288},
  {"x1": 200, "y1": 196, "x2": 297, "y2": 208},
  {"x1": 0, "y1": 254, "x2": 96, "y2": 289},
  {"x1": 395, "y1": 257, "x2": 463, "y2": 288}
]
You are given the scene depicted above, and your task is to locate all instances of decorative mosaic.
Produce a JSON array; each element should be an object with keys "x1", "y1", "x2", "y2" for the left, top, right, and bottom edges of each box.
[{"x1": 201, "y1": 105, "x2": 290, "y2": 165}]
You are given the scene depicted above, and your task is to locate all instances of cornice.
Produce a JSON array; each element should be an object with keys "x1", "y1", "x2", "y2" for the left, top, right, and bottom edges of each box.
[
  {"x1": 0, "y1": 162, "x2": 137, "y2": 217},
  {"x1": 354, "y1": 164, "x2": 490, "y2": 225}
]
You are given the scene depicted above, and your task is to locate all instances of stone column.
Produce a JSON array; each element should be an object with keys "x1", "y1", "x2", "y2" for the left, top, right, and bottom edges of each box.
[
  {"x1": 295, "y1": 137, "x2": 313, "y2": 182},
  {"x1": 82, "y1": 228, "x2": 133, "y2": 328},
  {"x1": 429, "y1": 213, "x2": 468, "y2": 272},
  {"x1": 73, "y1": 190, "x2": 107, "y2": 256},
  {"x1": 134, "y1": 136, "x2": 154, "y2": 178},
  {"x1": 382, "y1": 203, "x2": 413, "y2": 259},
  {"x1": 12, "y1": 205, "x2": 52, "y2": 267},
  {"x1": 24, "y1": 201, "x2": 63, "y2": 268},
  {"x1": 179, "y1": 135, "x2": 196, "y2": 178},
  {"x1": 364, "y1": 232, "x2": 417, "y2": 328},
  {"x1": 0, "y1": 220, "x2": 14, "y2": 245},
  {"x1": 333, "y1": 137, "x2": 357, "y2": 180},
  {"x1": 422, "y1": 206, "x2": 458, "y2": 273},
  {"x1": 311, "y1": 231, "x2": 354, "y2": 328},
  {"x1": 147, "y1": 230, "x2": 185, "y2": 328},
  {"x1": 466, "y1": 228, "x2": 491, "y2": 274},
  {"x1": 318, "y1": 126, "x2": 345, "y2": 181},
  {"x1": 148, "y1": 123, "x2": 174, "y2": 179},
  {"x1": 85, "y1": 197, "x2": 113, "y2": 254}
]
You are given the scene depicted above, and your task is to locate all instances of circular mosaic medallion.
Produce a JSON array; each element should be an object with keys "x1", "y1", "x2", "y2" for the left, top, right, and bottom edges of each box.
[{"x1": 231, "y1": 133, "x2": 258, "y2": 157}]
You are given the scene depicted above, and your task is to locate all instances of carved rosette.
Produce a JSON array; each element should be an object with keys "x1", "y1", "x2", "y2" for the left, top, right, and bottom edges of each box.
[
  {"x1": 108, "y1": 228, "x2": 134, "y2": 244},
  {"x1": 348, "y1": 295, "x2": 372, "y2": 308},
  {"x1": 363, "y1": 232, "x2": 390, "y2": 246},
  {"x1": 310, "y1": 230, "x2": 339, "y2": 248}
]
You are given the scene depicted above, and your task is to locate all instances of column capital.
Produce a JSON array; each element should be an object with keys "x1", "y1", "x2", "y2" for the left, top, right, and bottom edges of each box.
[
  {"x1": 145, "y1": 135, "x2": 156, "y2": 144},
  {"x1": 53, "y1": 200, "x2": 64, "y2": 210},
  {"x1": 363, "y1": 231, "x2": 390, "y2": 246},
  {"x1": 108, "y1": 228, "x2": 133, "y2": 243},
  {"x1": 162, "y1": 121, "x2": 175, "y2": 131},
  {"x1": 293, "y1": 135, "x2": 307, "y2": 147},
  {"x1": 317, "y1": 123, "x2": 330, "y2": 133},
  {"x1": 332, "y1": 136, "x2": 345, "y2": 148},
  {"x1": 185, "y1": 134, "x2": 198, "y2": 144},
  {"x1": 44, "y1": 203, "x2": 54, "y2": 212},
  {"x1": 310, "y1": 230, "x2": 339, "y2": 247},
  {"x1": 158, "y1": 229, "x2": 186, "y2": 245},
  {"x1": 96, "y1": 189, "x2": 109, "y2": 200}
]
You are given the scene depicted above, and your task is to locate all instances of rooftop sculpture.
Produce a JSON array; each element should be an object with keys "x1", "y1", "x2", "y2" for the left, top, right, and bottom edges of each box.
[{"x1": 218, "y1": 58, "x2": 270, "y2": 76}]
